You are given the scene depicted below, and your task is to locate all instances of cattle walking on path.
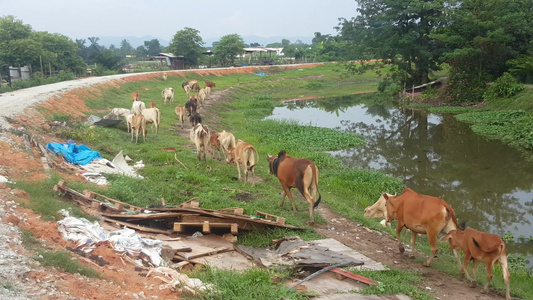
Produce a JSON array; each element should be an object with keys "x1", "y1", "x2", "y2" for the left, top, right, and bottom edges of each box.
[
  {"x1": 226, "y1": 140, "x2": 259, "y2": 183},
  {"x1": 267, "y1": 150, "x2": 321, "y2": 223},
  {"x1": 383, "y1": 188, "x2": 462, "y2": 267}
]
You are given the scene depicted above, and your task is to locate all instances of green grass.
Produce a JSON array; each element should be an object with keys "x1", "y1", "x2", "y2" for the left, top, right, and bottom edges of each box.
[
  {"x1": 21, "y1": 229, "x2": 102, "y2": 280},
  {"x1": 10, "y1": 174, "x2": 95, "y2": 222},
  {"x1": 189, "y1": 267, "x2": 307, "y2": 300},
  {"x1": 35, "y1": 249, "x2": 103, "y2": 279}
]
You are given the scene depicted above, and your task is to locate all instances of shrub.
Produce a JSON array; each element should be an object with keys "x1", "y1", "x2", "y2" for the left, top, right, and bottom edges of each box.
[{"x1": 483, "y1": 72, "x2": 525, "y2": 100}]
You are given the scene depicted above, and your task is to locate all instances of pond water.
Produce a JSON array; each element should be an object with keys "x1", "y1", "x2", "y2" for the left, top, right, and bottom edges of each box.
[{"x1": 265, "y1": 95, "x2": 533, "y2": 266}]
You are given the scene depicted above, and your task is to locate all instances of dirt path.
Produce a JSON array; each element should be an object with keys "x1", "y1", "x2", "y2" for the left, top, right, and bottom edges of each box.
[
  {"x1": 0, "y1": 68, "x2": 515, "y2": 299},
  {"x1": 177, "y1": 88, "x2": 511, "y2": 300}
]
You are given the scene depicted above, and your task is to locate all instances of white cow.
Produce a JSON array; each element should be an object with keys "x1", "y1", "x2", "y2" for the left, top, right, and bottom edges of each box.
[
  {"x1": 131, "y1": 100, "x2": 146, "y2": 116},
  {"x1": 162, "y1": 87, "x2": 174, "y2": 105}
]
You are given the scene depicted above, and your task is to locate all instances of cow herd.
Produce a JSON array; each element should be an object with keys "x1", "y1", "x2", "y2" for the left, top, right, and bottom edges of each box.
[
  {"x1": 365, "y1": 189, "x2": 511, "y2": 299},
  {"x1": 104, "y1": 76, "x2": 511, "y2": 299}
]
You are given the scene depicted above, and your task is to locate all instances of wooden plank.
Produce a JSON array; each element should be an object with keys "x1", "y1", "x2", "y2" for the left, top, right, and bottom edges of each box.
[
  {"x1": 216, "y1": 207, "x2": 244, "y2": 215},
  {"x1": 83, "y1": 189, "x2": 144, "y2": 212},
  {"x1": 255, "y1": 210, "x2": 286, "y2": 225},
  {"x1": 179, "y1": 247, "x2": 233, "y2": 260},
  {"x1": 173, "y1": 222, "x2": 239, "y2": 234},
  {"x1": 101, "y1": 212, "x2": 184, "y2": 220},
  {"x1": 180, "y1": 214, "x2": 258, "y2": 231},
  {"x1": 327, "y1": 267, "x2": 378, "y2": 285},
  {"x1": 103, "y1": 217, "x2": 172, "y2": 234},
  {"x1": 54, "y1": 181, "x2": 122, "y2": 214}
]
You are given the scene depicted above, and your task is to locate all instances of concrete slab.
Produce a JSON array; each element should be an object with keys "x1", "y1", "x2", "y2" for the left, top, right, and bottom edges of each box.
[{"x1": 312, "y1": 238, "x2": 388, "y2": 271}]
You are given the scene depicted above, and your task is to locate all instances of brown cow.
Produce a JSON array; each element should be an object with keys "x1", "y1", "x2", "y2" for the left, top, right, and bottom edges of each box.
[
  {"x1": 226, "y1": 139, "x2": 259, "y2": 183},
  {"x1": 131, "y1": 114, "x2": 146, "y2": 143},
  {"x1": 267, "y1": 150, "x2": 321, "y2": 223},
  {"x1": 209, "y1": 131, "x2": 222, "y2": 160},
  {"x1": 364, "y1": 193, "x2": 395, "y2": 227},
  {"x1": 131, "y1": 91, "x2": 141, "y2": 102},
  {"x1": 189, "y1": 123, "x2": 210, "y2": 161},
  {"x1": 440, "y1": 228, "x2": 511, "y2": 300},
  {"x1": 205, "y1": 80, "x2": 216, "y2": 88},
  {"x1": 174, "y1": 105, "x2": 186, "y2": 128},
  {"x1": 384, "y1": 188, "x2": 462, "y2": 266},
  {"x1": 149, "y1": 101, "x2": 157, "y2": 108}
]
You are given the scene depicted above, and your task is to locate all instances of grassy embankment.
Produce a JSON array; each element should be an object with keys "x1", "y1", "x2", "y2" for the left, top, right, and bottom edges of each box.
[{"x1": 22, "y1": 63, "x2": 530, "y2": 299}]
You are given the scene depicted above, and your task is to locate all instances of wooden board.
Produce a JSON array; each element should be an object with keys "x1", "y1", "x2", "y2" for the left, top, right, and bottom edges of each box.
[
  {"x1": 101, "y1": 212, "x2": 184, "y2": 220},
  {"x1": 103, "y1": 217, "x2": 172, "y2": 234},
  {"x1": 173, "y1": 222, "x2": 238, "y2": 235},
  {"x1": 327, "y1": 267, "x2": 378, "y2": 285},
  {"x1": 180, "y1": 214, "x2": 260, "y2": 231}
]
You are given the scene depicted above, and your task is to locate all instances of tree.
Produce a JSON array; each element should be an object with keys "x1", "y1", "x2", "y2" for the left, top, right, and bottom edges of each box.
[
  {"x1": 33, "y1": 31, "x2": 86, "y2": 75},
  {"x1": 0, "y1": 16, "x2": 34, "y2": 73},
  {"x1": 144, "y1": 39, "x2": 162, "y2": 56},
  {"x1": 119, "y1": 39, "x2": 134, "y2": 57},
  {"x1": 0, "y1": 16, "x2": 85, "y2": 76},
  {"x1": 338, "y1": 0, "x2": 449, "y2": 87},
  {"x1": 433, "y1": 0, "x2": 533, "y2": 103},
  {"x1": 94, "y1": 48, "x2": 122, "y2": 71},
  {"x1": 249, "y1": 42, "x2": 261, "y2": 47},
  {"x1": 167, "y1": 27, "x2": 204, "y2": 67},
  {"x1": 214, "y1": 34, "x2": 245, "y2": 66}
]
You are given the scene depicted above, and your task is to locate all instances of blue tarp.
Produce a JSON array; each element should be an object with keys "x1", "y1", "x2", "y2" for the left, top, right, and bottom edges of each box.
[{"x1": 47, "y1": 140, "x2": 102, "y2": 165}]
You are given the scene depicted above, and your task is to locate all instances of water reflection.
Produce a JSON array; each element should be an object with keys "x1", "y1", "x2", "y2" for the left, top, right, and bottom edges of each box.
[{"x1": 266, "y1": 95, "x2": 533, "y2": 265}]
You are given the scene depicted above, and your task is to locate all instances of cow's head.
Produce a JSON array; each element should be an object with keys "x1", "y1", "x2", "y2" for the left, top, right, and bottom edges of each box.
[
  {"x1": 364, "y1": 193, "x2": 391, "y2": 219},
  {"x1": 266, "y1": 154, "x2": 278, "y2": 175},
  {"x1": 383, "y1": 193, "x2": 399, "y2": 222},
  {"x1": 439, "y1": 230, "x2": 463, "y2": 251},
  {"x1": 226, "y1": 148, "x2": 236, "y2": 163}
]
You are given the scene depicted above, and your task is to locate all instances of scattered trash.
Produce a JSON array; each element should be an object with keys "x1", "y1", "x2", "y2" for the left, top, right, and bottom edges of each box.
[
  {"x1": 0, "y1": 175, "x2": 8, "y2": 183},
  {"x1": 256, "y1": 73, "x2": 266, "y2": 76},
  {"x1": 57, "y1": 211, "x2": 163, "y2": 266}
]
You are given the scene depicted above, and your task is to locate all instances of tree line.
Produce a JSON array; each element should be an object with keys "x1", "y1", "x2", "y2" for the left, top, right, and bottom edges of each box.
[{"x1": 2, "y1": 0, "x2": 532, "y2": 104}]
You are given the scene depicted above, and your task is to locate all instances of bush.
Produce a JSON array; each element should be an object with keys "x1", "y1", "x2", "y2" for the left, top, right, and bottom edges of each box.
[{"x1": 483, "y1": 73, "x2": 525, "y2": 100}]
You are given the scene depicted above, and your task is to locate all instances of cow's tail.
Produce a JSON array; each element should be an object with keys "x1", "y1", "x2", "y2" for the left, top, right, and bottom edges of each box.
[
  {"x1": 313, "y1": 164, "x2": 321, "y2": 208},
  {"x1": 445, "y1": 202, "x2": 463, "y2": 231}
]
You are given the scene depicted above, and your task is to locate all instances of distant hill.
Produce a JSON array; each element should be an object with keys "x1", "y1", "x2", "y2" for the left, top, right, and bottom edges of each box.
[
  {"x1": 83, "y1": 35, "x2": 313, "y2": 49},
  {"x1": 204, "y1": 35, "x2": 314, "y2": 48},
  {"x1": 82, "y1": 35, "x2": 170, "y2": 48}
]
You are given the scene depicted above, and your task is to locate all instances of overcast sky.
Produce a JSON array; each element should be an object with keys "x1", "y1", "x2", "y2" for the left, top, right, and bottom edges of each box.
[{"x1": 2, "y1": 0, "x2": 359, "y2": 43}]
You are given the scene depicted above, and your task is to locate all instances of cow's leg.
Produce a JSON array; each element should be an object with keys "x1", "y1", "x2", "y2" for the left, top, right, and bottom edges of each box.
[
  {"x1": 470, "y1": 259, "x2": 479, "y2": 288},
  {"x1": 395, "y1": 223, "x2": 405, "y2": 254},
  {"x1": 499, "y1": 254, "x2": 511, "y2": 300},
  {"x1": 461, "y1": 251, "x2": 473, "y2": 281},
  {"x1": 409, "y1": 231, "x2": 418, "y2": 259},
  {"x1": 235, "y1": 159, "x2": 242, "y2": 179},
  {"x1": 423, "y1": 228, "x2": 440, "y2": 266},
  {"x1": 481, "y1": 262, "x2": 494, "y2": 294},
  {"x1": 453, "y1": 249, "x2": 462, "y2": 272},
  {"x1": 281, "y1": 185, "x2": 296, "y2": 214}
]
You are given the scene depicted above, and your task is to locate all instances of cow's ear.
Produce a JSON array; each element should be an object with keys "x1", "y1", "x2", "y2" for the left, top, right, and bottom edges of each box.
[
  {"x1": 267, "y1": 153, "x2": 272, "y2": 159},
  {"x1": 439, "y1": 234, "x2": 452, "y2": 242},
  {"x1": 383, "y1": 193, "x2": 390, "y2": 200}
]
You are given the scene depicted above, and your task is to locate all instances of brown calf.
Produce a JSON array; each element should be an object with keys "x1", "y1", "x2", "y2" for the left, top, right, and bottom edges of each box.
[
  {"x1": 440, "y1": 228, "x2": 510, "y2": 300},
  {"x1": 209, "y1": 131, "x2": 222, "y2": 160},
  {"x1": 384, "y1": 188, "x2": 462, "y2": 266},
  {"x1": 174, "y1": 105, "x2": 186, "y2": 128},
  {"x1": 267, "y1": 150, "x2": 321, "y2": 223}
]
